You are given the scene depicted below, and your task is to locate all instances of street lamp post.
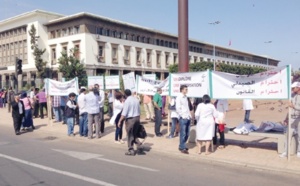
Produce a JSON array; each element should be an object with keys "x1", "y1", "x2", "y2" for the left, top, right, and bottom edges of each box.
[
  {"x1": 264, "y1": 41, "x2": 272, "y2": 68},
  {"x1": 209, "y1": 21, "x2": 221, "y2": 71}
]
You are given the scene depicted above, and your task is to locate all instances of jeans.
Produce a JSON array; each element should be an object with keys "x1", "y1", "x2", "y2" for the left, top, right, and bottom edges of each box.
[
  {"x1": 99, "y1": 107, "x2": 105, "y2": 133},
  {"x1": 60, "y1": 106, "x2": 67, "y2": 123},
  {"x1": 2, "y1": 98, "x2": 6, "y2": 107},
  {"x1": 244, "y1": 110, "x2": 251, "y2": 123},
  {"x1": 67, "y1": 117, "x2": 74, "y2": 135},
  {"x1": 154, "y1": 108, "x2": 162, "y2": 135},
  {"x1": 115, "y1": 121, "x2": 124, "y2": 141},
  {"x1": 108, "y1": 103, "x2": 113, "y2": 117},
  {"x1": 39, "y1": 102, "x2": 47, "y2": 119},
  {"x1": 22, "y1": 109, "x2": 34, "y2": 128},
  {"x1": 170, "y1": 118, "x2": 178, "y2": 137},
  {"x1": 79, "y1": 112, "x2": 88, "y2": 136},
  {"x1": 179, "y1": 118, "x2": 190, "y2": 150},
  {"x1": 53, "y1": 107, "x2": 62, "y2": 122}
]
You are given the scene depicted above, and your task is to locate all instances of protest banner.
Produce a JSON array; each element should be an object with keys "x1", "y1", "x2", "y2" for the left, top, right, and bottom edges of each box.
[
  {"x1": 169, "y1": 71, "x2": 209, "y2": 97},
  {"x1": 122, "y1": 72, "x2": 136, "y2": 91},
  {"x1": 142, "y1": 74, "x2": 156, "y2": 80},
  {"x1": 105, "y1": 75, "x2": 120, "y2": 89},
  {"x1": 210, "y1": 65, "x2": 290, "y2": 99},
  {"x1": 47, "y1": 78, "x2": 79, "y2": 96},
  {"x1": 88, "y1": 76, "x2": 104, "y2": 89},
  {"x1": 136, "y1": 75, "x2": 169, "y2": 96}
]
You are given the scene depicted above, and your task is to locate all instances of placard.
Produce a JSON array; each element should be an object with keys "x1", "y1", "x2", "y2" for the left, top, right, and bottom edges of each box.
[
  {"x1": 105, "y1": 75, "x2": 120, "y2": 90},
  {"x1": 122, "y1": 72, "x2": 136, "y2": 91},
  {"x1": 47, "y1": 78, "x2": 79, "y2": 96},
  {"x1": 88, "y1": 76, "x2": 104, "y2": 89},
  {"x1": 136, "y1": 75, "x2": 169, "y2": 96}
]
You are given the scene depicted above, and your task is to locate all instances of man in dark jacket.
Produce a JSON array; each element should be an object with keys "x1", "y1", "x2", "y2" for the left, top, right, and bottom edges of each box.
[{"x1": 11, "y1": 93, "x2": 25, "y2": 135}]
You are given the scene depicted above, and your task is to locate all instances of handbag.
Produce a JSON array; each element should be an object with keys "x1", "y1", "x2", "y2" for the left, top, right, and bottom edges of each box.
[{"x1": 134, "y1": 123, "x2": 147, "y2": 139}]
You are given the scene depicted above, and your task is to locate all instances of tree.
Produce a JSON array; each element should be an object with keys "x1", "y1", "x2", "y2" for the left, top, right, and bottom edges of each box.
[
  {"x1": 58, "y1": 48, "x2": 87, "y2": 86},
  {"x1": 28, "y1": 24, "x2": 47, "y2": 78},
  {"x1": 169, "y1": 61, "x2": 266, "y2": 75}
]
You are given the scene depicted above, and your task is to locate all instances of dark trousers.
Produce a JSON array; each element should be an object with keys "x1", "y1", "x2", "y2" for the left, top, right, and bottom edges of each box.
[
  {"x1": 39, "y1": 102, "x2": 47, "y2": 119},
  {"x1": 115, "y1": 121, "x2": 124, "y2": 141},
  {"x1": 13, "y1": 116, "x2": 23, "y2": 133},
  {"x1": 154, "y1": 108, "x2": 162, "y2": 135},
  {"x1": 126, "y1": 116, "x2": 140, "y2": 150},
  {"x1": 99, "y1": 107, "x2": 105, "y2": 133},
  {"x1": 213, "y1": 124, "x2": 225, "y2": 146},
  {"x1": 108, "y1": 102, "x2": 113, "y2": 117},
  {"x1": 34, "y1": 101, "x2": 39, "y2": 118}
]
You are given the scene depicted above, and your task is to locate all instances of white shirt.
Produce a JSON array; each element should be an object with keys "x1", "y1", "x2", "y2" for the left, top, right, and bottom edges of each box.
[
  {"x1": 175, "y1": 93, "x2": 191, "y2": 119},
  {"x1": 99, "y1": 90, "x2": 105, "y2": 108},
  {"x1": 109, "y1": 99, "x2": 124, "y2": 125},
  {"x1": 216, "y1": 99, "x2": 228, "y2": 113},
  {"x1": 86, "y1": 92, "x2": 100, "y2": 114},
  {"x1": 77, "y1": 93, "x2": 87, "y2": 115},
  {"x1": 243, "y1": 99, "x2": 254, "y2": 110},
  {"x1": 30, "y1": 91, "x2": 34, "y2": 99}
]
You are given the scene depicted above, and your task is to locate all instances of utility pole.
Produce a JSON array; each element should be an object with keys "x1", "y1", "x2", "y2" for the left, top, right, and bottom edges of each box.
[{"x1": 178, "y1": 0, "x2": 189, "y2": 72}]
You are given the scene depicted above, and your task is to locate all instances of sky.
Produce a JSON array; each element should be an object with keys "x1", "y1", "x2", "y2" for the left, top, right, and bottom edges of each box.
[{"x1": 1, "y1": 0, "x2": 299, "y2": 70}]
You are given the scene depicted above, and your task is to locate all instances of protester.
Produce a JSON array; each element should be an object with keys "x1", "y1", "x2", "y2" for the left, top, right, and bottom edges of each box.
[
  {"x1": 78, "y1": 87, "x2": 88, "y2": 137},
  {"x1": 195, "y1": 95, "x2": 218, "y2": 155},
  {"x1": 33, "y1": 88, "x2": 40, "y2": 118},
  {"x1": 0, "y1": 90, "x2": 3, "y2": 108},
  {"x1": 65, "y1": 92, "x2": 77, "y2": 136},
  {"x1": 60, "y1": 96, "x2": 67, "y2": 124},
  {"x1": 143, "y1": 94, "x2": 154, "y2": 121},
  {"x1": 86, "y1": 86, "x2": 101, "y2": 139},
  {"x1": 11, "y1": 93, "x2": 25, "y2": 135},
  {"x1": 108, "y1": 90, "x2": 114, "y2": 119},
  {"x1": 153, "y1": 88, "x2": 163, "y2": 137},
  {"x1": 29, "y1": 88, "x2": 35, "y2": 99},
  {"x1": 1, "y1": 89, "x2": 7, "y2": 108},
  {"x1": 36, "y1": 88, "x2": 47, "y2": 119},
  {"x1": 167, "y1": 96, "x2": 179, "y2": 139},
  {"x1": 118, "y1": 89, "x2": 142, "y2": 156},
  {"x1": 94, "y1": 84, "x2": 105, "y2": 134},
  {"x1": 243, "y1": 99, "x2": 253, "y2": 123},
  {"x1": 176, "y1": 85, "x2": 191, "y2": 154},
  {"x1": 280, "y1": 82, "x2": 300, "y2": 158},
  {"x1": 110, "y1": 90, "x2": 125, "y2": 144},
  {"x1": 20, "y1": 92, "x2": 35, "y2": 130},
  {"x1": 7, "y1": 87, "x2": 15, "y2": 113},
  {"x1": 162, "y1": 95, "x2": 167, "y2": 117},
  {"x1": 52, "y1": 96, "x2": 62, "y2": 122},
  {"x1": 213, "y1": 99, "x2": 228, "y2": 149}
]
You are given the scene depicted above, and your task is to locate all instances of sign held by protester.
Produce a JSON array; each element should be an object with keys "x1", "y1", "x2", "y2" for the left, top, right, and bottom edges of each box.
[
  {"x1": 136, "y1": 75, "x2": 169, "y2": 96},
  {"x1": 105, "y1": 75, "x2": 120, "y2": 90},
  {"x1": 88, "y1": 76, "x2": 104, "y2": 89},
  {"x1": 122, "y1": 72, "x2": 136, "y2": 92},
  {"x1": 169, "y1": 71, "x2": 209, "y2": 97},
  {"x1": 211, "y1": 65, "x2": 290, "y2": 99},
  {"x1": 47, "y1": 78, "x2": 79, "y2": 96}
]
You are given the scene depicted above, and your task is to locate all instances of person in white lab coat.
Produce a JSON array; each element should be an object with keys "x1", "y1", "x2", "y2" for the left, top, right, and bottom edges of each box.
[
  {"x1": 195, "y1": 95, "x2": 218, "y2": 155},
  {"x1": 243, "y1": 99, "x2": 253, "y2": 123}
]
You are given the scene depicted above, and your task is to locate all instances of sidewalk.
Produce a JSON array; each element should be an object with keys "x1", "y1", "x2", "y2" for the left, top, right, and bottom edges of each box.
[{"x1": 1, "y1": 108, "x2": 300, "y2": 175}]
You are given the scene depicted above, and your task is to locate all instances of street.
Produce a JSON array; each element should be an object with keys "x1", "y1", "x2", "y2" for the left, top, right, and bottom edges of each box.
[{"x1": 0, "y1": 126, "x2": 299, "y2": 186}]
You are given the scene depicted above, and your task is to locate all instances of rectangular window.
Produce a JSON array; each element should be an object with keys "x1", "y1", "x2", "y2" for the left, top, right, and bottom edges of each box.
[
  {"x1": 74, "y1": 26, "x2": 80, "y2": 34},
  {"x1": 173, "y1": 55, "x2": 177, "y2": 64},
  {"x1": 74, "y1": 44, "x2": 80, "y2": 59},
  {"x1": 136, "y1": 51, "x2": 140, "y2": 62},
  {"x1": 165, "y1": 54, "x2": 169, "y2": 65},
  {"x1": 112, "y1": 48, "x2": 117, "y2": 58},
  {"x1": 62, "y1": 46, "x2": 68, "y2": 54},
  {"x1": 125, "y1": 49, "x2": 129, "y2": 60},
  {"x1": 56, "y1": 30, "x2": 61, "y2": 37},
  {"x1": 50, "y1": 31, "x2": 55, "y2": 39},
  {"x1": 156, "y1": 53, "x2": 160, "y2": 65},
  {"x1": 51, "y1": 48, "x2": 56, "y2": 65},
  {"x1": 62, "y1": 29, "x2": 67, "y2": 36},
  {"x1": 147, "y1": 52, "x2": 151, "y2": 62},
  {"x1": 98, "y1": 46, "x2": 103, "y2": 57}
]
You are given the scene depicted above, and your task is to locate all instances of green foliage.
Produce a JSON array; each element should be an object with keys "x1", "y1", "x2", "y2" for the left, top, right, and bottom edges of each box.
[
  {"x1": 28, "y1": 24, "x2": 47, "y2": 78},
  {"x1": 169, "y1": 61, "x2": 266, "y2": 75},
  {"x1": 119, "y1": 75, "x2": 124, "y2": 91},
  {"x1": 58, "y1": 48, "x2": 87, "y2": 87}
]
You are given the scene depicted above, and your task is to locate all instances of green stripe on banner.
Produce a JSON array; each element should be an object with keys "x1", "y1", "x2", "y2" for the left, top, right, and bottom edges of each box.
[{"x1": 209, "y1": 70, "x2": 213, "y2": 98}]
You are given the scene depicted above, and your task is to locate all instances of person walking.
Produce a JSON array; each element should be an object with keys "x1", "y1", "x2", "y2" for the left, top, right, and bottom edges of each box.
[
  {"x1": 36, "y1": 89, "x2": 47, "y2": 119},
  {"x1": 65, "y1": 92, "x2": 77, "y2": 136},
  {"x1": 7, "y1": 87, "x2": 15, "y2": 113},
  {"x1": 108, "y1": 90, "x2": 114, "y2": 119},
  {"x1": 86, "y1": 86, "x2": 101, "y2": 139},
  {"x1": 118, "y1": 89, "x2": 142, "y2": 156},
  {"x1": 195, "y1": 95, "x2": 218, "y2": 155},
  {"x1": 153, "y1": 88, "x2": 163, "y2": 137},
  {"x1": 1, "y1": 89, "x2": 7, "y2": 108},
  {"x1": 167, "y1": 96, "x2": 180, "y2": 139},
  {"x1": 94, "y1": 84, "x2": 105, "y2": 134},
  {"x1": 52, "y1": 96, "x2": 62, "y2": 122},
  {"x1": 60, "y1": 96, "x2": 67, "y2": 124},
  {"x1": 176, "y1": 85, "x2": 192, "y2": 154},
  {"x1": 20, "y1": 92, "x2": 35, "y2": 130},
  {"x1": 213, "y1": 99, "x2": 228, "y2": 149},
  {"x1": 78, "y1": 87, "x2": 88, "y2": 137},
  {"x1": 143, "y1": 94, "x2": 154, "y2": 121},
  {"x1": 110, "y1": 90, "x2": 125, "y2": 144},
  {"x1": 243, "y1": 99, "x2": 253, "y2": 123},
  {"x1": 33, "y1": 88, "x2": 40, "y2": 118},
  {"x1": 11, "y1": 93, "x2": 25, "y2": 135}
]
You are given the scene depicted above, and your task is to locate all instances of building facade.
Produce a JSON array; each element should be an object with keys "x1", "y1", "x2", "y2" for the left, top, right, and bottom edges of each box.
[{"x1": 0, "y1": 10, "x2": 280, "y2": 88}]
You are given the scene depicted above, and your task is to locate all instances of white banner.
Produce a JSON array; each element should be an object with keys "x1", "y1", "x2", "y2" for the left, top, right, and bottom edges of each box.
[
  {"x1": 105, "y1": 75, "x2": 120, "y2": 90},
  {"x1": 122, "y1": 72, "x2": 136, "y2": 92},
  {"x1": 47, "y1": 78, "x2": 79, "y2": 96},
  {"x1": 211, "y1": 65, "x2": 290, "y2": 99},
  {"x1": 169, "y1": 71, "x2": 209, "y2": 97},
  {"x1": 136, "y1": 75, "x2": 169, "y2": 96},
  {"x1": 142, "y1": 74, "x2": 156, "y2": 80},
  {"x1": 88, "y1": 76, "x2": 104, "y2": 89}
]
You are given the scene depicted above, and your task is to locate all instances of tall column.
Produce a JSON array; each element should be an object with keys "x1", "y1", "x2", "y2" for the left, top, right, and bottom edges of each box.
[
  {"x1": 58, "y1": 72, "x2": 63, "y2": 81},
  {"x1": 27, "y1": 72, "x2": 32, "y2": 87},
  {"x1": 178, "y1": 0, "x2": 189, "y2": 72},
  {"x1": 160, "y1": 72, "x2": 165, "y2": 80},
  {"x1": 106, "y1": 69, "x2": 111, "y2": 76},
  {"x1": 17, "y1": 74, "x2": 23, "y2": 93}
]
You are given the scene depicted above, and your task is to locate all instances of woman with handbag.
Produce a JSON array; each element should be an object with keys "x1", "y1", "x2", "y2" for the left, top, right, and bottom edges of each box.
[{"x1": 20, "y1": 92, "x2": 35, "y2": 130}]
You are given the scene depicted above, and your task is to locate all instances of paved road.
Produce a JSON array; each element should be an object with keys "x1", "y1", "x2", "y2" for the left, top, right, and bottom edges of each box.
[{"x1": 0, "y1": 126, "x2": 299, "y2": 186}]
